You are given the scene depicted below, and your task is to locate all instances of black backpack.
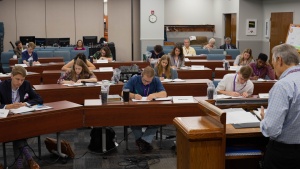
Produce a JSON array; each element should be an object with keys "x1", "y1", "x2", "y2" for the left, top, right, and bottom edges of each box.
[{"x1": 88, "y1": 127, "x2": 116, "y2": 153}]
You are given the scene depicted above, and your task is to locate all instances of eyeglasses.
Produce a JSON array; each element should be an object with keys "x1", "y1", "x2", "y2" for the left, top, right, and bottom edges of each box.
[{"x1": 142, "y1": 77, "x2": 152, "y2": 84}]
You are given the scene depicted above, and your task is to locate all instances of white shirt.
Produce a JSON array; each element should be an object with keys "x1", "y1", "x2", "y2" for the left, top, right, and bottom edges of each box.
[
  {"x1": 216, "y1": 73, "x2": 254, "y2": 95},
  {"x1": 182, "y1": 46, "x2": 196, "y2": 56}
]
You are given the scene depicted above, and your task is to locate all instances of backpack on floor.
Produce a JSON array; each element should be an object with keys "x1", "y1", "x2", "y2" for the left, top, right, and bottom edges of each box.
[{"x1": 88, "y1": 127, "x2": 116, "y2": 153}]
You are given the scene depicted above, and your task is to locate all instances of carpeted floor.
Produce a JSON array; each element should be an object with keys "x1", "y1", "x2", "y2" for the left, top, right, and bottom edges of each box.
[{"x1": 0, "y1": 125, "x2": 177, "y2": 169}]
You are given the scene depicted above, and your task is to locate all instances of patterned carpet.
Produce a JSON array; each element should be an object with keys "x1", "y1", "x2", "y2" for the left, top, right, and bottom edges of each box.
[{"x1": 0, "y1": 125, "x2": 177, "y2": 169}]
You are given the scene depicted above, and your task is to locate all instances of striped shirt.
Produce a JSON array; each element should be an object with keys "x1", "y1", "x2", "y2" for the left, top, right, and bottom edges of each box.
[{"x1": 260, "y1": 65, "x2": 300, "y2": 144}]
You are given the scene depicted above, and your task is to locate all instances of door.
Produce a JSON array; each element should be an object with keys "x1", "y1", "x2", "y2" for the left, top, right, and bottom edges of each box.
[
  {"x1": 224, "y1": 13, "x2": 237, "y2": 46},
  {"x1": 270, "y1": 12, "x2": 293, "y2": 62}
]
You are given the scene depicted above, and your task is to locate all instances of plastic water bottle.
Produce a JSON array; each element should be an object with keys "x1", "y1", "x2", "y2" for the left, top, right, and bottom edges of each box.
[{"x1": 207, "y1": 82, "x2": 217, "y2": 100}]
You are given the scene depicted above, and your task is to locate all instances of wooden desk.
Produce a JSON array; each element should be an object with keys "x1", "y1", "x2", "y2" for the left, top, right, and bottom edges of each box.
[
  {"x1": 84, "y1": 99, "x2": 202, "y2": 127},
  {"x1": 93, "y1": 61, "x2": 149, "y2": 69},
  {"x1": 10, "y1": 62, "x2": 65, "y2": 74},
  {"x1": 9, "y1": 57, "x2": 64, "y2": 66},
  {"x1": 0, "y1": 101, "x2": 83, "y2": 143},
  {"x1": 252, "y1": 80, "x2": 275, "y2": 95},
  {"x1": 185, "y1": 55, "x2": 232, "y2": 60},
  {"x1": 174, "y1": 99, "x2": 267, "y2": 169},
  {"x1": 42, "y1": 70, "x2": 113, "y2": 84},
  {"x1": 214, "y1": 67, "x2": 236, "y2": 79},
  {"x1": 0, "y1": 72, "x2": 41, "y2": 85},
  {"x1": 177, "y1": 68, "x2": 213, "y2": 80},
  {"x1": 185, "y1": 60, "x2": 234, "y2": 70},
  {"x1": 34, "y1": 79, "x2": 211, "y2": 104},
  {"x1": 214, "y1": 78, "x2": 275, "y2": 95}
]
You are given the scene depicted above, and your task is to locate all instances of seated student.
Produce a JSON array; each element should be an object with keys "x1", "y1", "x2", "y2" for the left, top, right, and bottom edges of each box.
[
  {"x1": 122, "y1": 66, "x2": 167, "y2": 153},
  {"x1": 154, "y1": 55, "x2": 178, "y2": 80},
  {"x1": 219, "y1": 37, "x2": 237, "y2": 49},
  {"x1": 58, "y1": 59, "x2": 97, "y2": 84},
  {"x1": 249, "y1": 53, "x2": 275, "y2": 80},
  {"x1": 0, "y1": 66, "x2": 43, "y2": 169},
  {"x1": 216, "y1": 65, "x2": 254, "y2": 98},
  {"x1": 74, "y1": 40, "x2": 85, "y2": 50},
  {"x1": 150, "y1": 45, "x2": 164, "y2": 59},
  {"x1": 21, "y1": 42, "x2": 40, "y2": 65},
  {"x1": 62, "y1": 53, "x2": 96, "y2": 72},
  {"x1": 234, "y1": 48, "x2": 254, "y2": 66},
  {"x1": 203, "y1": 38, "x2": 217, "y2": 50},
  {"x1": 182, "y1": 38, "x2": 196, "y2": 56},
  {"x1": 169, "y1": 45, "x2": 185, "y2": 69},
  {"x1": 14, "y1": 41, "x2": 25, "y2": 58},
  {"x1": 92, "y1": 46, "x2": 113, "y2": 61}
]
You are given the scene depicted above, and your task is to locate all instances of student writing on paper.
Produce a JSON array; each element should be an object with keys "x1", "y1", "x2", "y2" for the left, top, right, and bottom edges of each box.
[
  {"x1": 234, "y1": 48, "x2": 254, "y2": 66},
  {"x1": 0, "y1": 66, "x2": 42, "y2": 169},
  {"x1": 150, "y1": 45, "x2": 165, "y2": 59},
  {"x1": 216, "y1": 65, "x2": 254, "y2": 97},
  {"x1": 92, "y1": 46, "x2": 113, "y2": 61},
  {"x1": 260, "y1": 44, "x2": 300, "y2": 169},
  {"x1": 182, "y1": 38, "x2": 196, "y2": 56},
  {"x1": 169, "y1": 45, "x2": 185, "y2": 69},
  {"x1": 58, "y1": 59, "x2": 97, "y2": 84},
  {"x1": 21, "y1": 42, "x2": 40, "y2": 66},
  {"x1": 122, "y1": 66, "x2": 167, "y2": 153},
  {"x1": 249, "y1": 53, "x2": 275, "y2": 80},
  {"x1": 62, "y1": 53, "x2": 96, "y2": 72},
  {"x1": 154, "y1": 55, "x2": 178, "y2": 81}
]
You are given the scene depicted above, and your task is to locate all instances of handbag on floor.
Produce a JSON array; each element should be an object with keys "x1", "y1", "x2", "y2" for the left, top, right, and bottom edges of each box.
[{"x1": 44, "y1": 137, "x2": 75, "y2": 158}]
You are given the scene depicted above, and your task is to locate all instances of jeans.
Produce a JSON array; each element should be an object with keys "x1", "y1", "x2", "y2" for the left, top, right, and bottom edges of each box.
[{"x1": 131, "y1": 125, "x2": 159, "y2": 143}]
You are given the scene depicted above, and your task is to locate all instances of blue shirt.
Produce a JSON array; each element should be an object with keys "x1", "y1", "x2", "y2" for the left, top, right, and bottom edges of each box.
[
  {"x1": 123, "y1": 75, "x2": 165, "y2": 97},
  {"x1": 22, "y1": 50, "x2": 38, "y2": 62},
  {"x1": 260, "y1": 65, "x2": 300, "y2": 144}
]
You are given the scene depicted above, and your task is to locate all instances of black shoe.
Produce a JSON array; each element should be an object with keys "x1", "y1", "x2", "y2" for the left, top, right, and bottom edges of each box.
[
  {"x1": 136, "y1": 138, "x2": 153, "y2": 153},
  {"x1": 136, "y1": 138, "x2": 147, "y2": 153}
]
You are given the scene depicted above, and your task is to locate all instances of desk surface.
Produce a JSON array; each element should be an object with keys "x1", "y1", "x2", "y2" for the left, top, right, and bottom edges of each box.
[
  {"x1": 0, "y1": 72, "x2": 41, "y2": 86},
  {"x1": 34, "y1": 79, "x2": 211, "y2": 104},
  {"x1": 9, "y1": 57, "x2": 64, "y2": 66},
  {"x1": 93, "y1": 61, "x2": 149, "y2": 69},
  {"x1": 0, "y1": 101, "x2": 83, "y2": 143},
  {"x1": 11, "y1": 62, "x2": 66, "y2": 74},
  {"x1": 185, "y1": 60, "x2": 234, "y2": 70},
  {"x1": 84, "y1": 99, "x2": 202, "y2": 126}
]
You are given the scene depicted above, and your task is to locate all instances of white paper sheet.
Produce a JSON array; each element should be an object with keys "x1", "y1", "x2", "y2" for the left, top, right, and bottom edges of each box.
[
  {"x1": 0, "y1": 109, "x2": 9, "y2": 118},
  {"x1": 222, "y1": 108, "x2": 260, "y2": 124},
  {"x1": 10, "y1": 106, "x2": 35, "y2": 114},
  {"x1": 258, "y1": 93, "x2": 269, "y2": 98},
  {"x1": 172, "y1": 96, "x2": 194, "y2": 103},
  {"x1": 154, "y1": 97, "x2": 173, "y2": 101},
  {"x1": 132, "y1": 97, "x2": 150, "y2": 102}
]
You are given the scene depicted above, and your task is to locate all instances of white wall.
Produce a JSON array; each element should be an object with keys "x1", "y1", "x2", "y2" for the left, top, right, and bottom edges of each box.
[
  {"x1": 140, "y1": 0, "x2": 164, "y2": 58},
  {"x1": 108, "y1": 0, "x2": 132, "y2": 61},
  {"x1": 0, "y1": 0, "x2": 104, "y2": 51}
]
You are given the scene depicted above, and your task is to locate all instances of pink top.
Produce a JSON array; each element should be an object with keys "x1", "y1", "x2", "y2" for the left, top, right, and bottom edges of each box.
[{"x1": 74, "y1": 47, "x2": 86, "y2": 50}]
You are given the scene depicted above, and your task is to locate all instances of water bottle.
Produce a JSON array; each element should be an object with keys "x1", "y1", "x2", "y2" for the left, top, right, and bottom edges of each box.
[
  {"x1": 28, "y1": 57, "x2": 33, "y2": 66},
  {"x1": 207, "y1": 82, "x2": 217, "y2": 100},
  {"x1": 223, "y1": 60, "x2": 229, "y2": 70}
]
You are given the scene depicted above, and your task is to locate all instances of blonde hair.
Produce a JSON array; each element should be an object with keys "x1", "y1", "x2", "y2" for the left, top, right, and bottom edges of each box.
[
  {"x1": 11, "y1": 66, "x2": 27, "y2": 77},
  {"x1": 157, "y1": 55, "x2": 171, "y2": 78},
  {"x1": 239, "y1": 48, "x2": 253, "y2": 65},
  {"x1": 70, "y1": 59, "x2": 92, "y2": 81},
  {"x1": 27, "y1": 42, "x2": 36, "y2": 49}
]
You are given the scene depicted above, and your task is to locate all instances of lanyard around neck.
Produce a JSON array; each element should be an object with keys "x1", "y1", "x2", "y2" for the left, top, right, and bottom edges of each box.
[{"x1": 233, "y1": 74, "x2": 247, "y2": 92}]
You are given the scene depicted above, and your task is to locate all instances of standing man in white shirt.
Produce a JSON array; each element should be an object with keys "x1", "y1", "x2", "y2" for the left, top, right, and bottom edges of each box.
[
  {"x1": 182, "y1": 38, "x2": 196, "y2": 56},
  {"x1": 216, "y1": 65, "x2": 254, "y2": 97}
]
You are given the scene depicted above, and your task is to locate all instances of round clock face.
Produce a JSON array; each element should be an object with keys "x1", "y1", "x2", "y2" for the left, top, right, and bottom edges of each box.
[{"x1": 149, "y1": 15, "x2": 157, "y2": 23}]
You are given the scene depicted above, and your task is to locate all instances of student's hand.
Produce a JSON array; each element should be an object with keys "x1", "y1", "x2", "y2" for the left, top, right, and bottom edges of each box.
[
  {"x1": 6, "y1": 102, "x2": 25, "y2": 109},
  {"x1": 171, "y1": 66, "x2": 177, "y2": 69},
  {"x1": 160, "y1": 77, "x2": 165, "y2": 81},
  {"x1": 33, "y1": 61, "x2": 40, "y2": 65},
  {"x1": 260, "y1": 106, "x2": 265, "y2": 120},
  {"x1": 253, "y1": 76, "x2": 259, "y2": 80},
  {"x1": 76, "y1": 79, "x2": 82, "y2": 83},
  {"x1": 134, "y1": 94, "x2": 142, "y2": 100},
  {"x1": 147, "y1": 94, "x2": 156, "y2": 101},
  {"x1": 230, "y1": 92, "x2": 241, "y2": 97},
  {"x1": 241, "y1": 92, "x2": 248, "y2": 98}
]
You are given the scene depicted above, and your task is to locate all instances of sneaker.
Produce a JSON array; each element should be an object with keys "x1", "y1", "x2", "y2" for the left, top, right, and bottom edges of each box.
[{"x1": 28, "y1": 159, "x2": 40, "y2": 169}]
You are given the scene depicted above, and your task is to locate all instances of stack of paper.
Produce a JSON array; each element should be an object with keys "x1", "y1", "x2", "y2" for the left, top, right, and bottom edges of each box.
[{"x1": 222, "y1": 108, "x2": 260, "y2": 124}]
